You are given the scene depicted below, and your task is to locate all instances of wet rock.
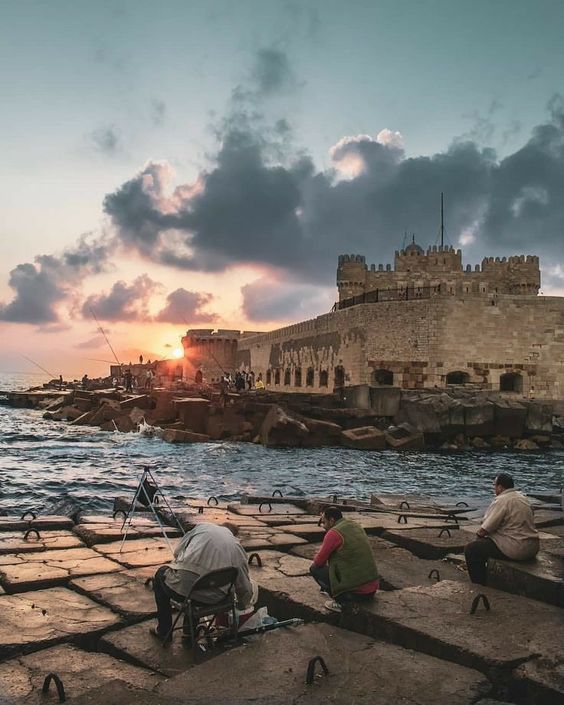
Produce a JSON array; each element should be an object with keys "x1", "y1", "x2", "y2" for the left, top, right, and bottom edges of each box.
[
  {"x1": 384, "y1": 424, "x2": 425, "y2": 450},
  {"x1": 464, "y1": 401, "x2": 495, "y2": 436},
  {"x1": 394, "y1": 394, "x2": 454, "y2": 434},
  {"x1": 301, "y1": 416, "x2": 342, "y2": 447},
  {"x1": 259, "y1": 406, "x2": 309, "y2": 447},
  {"x1": 89, "y1": 402, "x2": 122, "y2": 427},
  {"x1": 341, "y1": 426, "x2": 386, "y2": 449},
  {"x1": 529, "y1": 434, "x2": 552, "y2": 446},
  {"x1": 490, "y1": 435, "x2": 511, "y2": 448},
  {"x1": 525, "y1": 401, "x2": 554, "y2": 434},
  {"x1": 120, "y1": 395, "x2": 153, "y2": 410},
  {"x1": 156, "y1": 623, "x2": 491, "y2": 705},
  {"x1": 161, "y1": 429, "x2": 210, "y2": 443},
  {"x1": 52, "y1": 405, "x2": 84, "y2": 422},
  {"x1": 0, "y1": 586, "x2": 122, "y2": 658},
  {"x1": 471, "y1": 436, "x2": 490, "y2": 449},
  {"x1": 493, "y1": 400, "x2": 526, "y2": 438},
  {"x1": 70, "y1": 409, "x2": 98, "y2": 426},
  {"x1": 0, "y1": 644, "x2": 161, "y2": 703},
  {"x1": 514, "y1": 438, "x2": 539, "y2": 450}
]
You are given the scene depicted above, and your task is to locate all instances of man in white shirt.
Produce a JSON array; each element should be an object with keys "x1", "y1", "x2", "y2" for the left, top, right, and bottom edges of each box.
[
  {"x1": 151, "y1": 522, "x2": 253, "y2": 640},
  {"x1": 464, "y1": 473, "x2": 539, "y2": 585}
]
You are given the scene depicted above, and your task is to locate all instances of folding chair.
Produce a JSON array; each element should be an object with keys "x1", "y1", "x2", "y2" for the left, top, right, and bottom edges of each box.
[{"x1": 163, "y1": 567, "x2": 239, "y2": 649}]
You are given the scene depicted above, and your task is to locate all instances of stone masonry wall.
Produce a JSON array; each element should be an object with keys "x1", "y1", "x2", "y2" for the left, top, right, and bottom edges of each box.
[{"x1": 237, "y1": 295, "x2": 564, "y2": 399}]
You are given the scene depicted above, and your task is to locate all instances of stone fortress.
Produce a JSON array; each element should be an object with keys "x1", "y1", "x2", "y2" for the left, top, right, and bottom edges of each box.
[{"x1": 182, "y1": 241, "x2": 564, "y2": 400}]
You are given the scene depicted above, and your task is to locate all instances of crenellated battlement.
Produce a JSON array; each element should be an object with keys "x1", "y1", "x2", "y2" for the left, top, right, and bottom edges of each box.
[{"x1": 337, "y1": 239, "x2": 540, "y2": 301}]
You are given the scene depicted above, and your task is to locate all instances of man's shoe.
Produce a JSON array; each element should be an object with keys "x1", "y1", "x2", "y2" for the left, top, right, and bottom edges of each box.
[{"x1": 324, "y1": 599, "x2": 342, "y2": 613}]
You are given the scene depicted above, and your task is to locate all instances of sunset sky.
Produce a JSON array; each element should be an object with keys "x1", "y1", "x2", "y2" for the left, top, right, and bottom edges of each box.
[{"x1": 1, "y1": 0, "x2": 564, "y2": 378}]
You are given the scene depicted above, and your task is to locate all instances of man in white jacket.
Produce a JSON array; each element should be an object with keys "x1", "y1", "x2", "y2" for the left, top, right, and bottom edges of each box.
[
  {"x1": 151, "y1": 522, "x2": 253, "y2": 640},
  {"x1": 464, "y1": 473, "x2": 539, "y2": 585}
]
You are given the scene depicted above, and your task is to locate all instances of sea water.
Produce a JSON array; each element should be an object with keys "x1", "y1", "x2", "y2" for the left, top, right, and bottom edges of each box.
[{"x1": 0, "y1": 372, "x2": 562, "y2": 514}]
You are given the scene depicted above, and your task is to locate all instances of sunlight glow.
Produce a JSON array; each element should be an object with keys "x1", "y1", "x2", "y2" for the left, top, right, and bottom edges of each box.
[{"x1": 171, "y1": 347, "x2": 184, "y2": 359}]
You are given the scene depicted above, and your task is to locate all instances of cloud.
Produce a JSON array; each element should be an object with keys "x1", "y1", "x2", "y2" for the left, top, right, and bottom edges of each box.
[
  {"x1": 82, "y1": 274, "x2": 161, "y2": 322},
  {"x1": 75, "y1": 334, "x2": 107, "y2": 350},
  {"x1": 241, "y1": 276, "x2": 334, "y2": 322},
  {"x1": 90, "y1": 125, "x2": 122, "y2": 154},
  {"x1": 155, "y1": 288, "x2": 218, "y2": 324},
  {"x1": 250, "y1": 48, "x2": 296, "y2": 96},
  {"x1": 0, "y1": 235, "x2": 110, "y2": 324}
]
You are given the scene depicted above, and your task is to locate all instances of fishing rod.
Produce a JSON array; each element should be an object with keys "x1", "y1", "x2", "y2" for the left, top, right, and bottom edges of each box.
[
  {"x1": 20, "y1": 354, "x2": 56, "y2": 379},
  {"x1": 88, "y1": 306, "x2": 121, "y2": 366},
  {"x1": 83, "y1": 357, "x2": 117, "y2": 365}
]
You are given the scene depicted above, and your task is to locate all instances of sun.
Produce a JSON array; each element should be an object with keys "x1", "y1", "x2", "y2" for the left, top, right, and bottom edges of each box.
[{"x1": 171, "y1": 347, "x2": 184, "y2": 359}]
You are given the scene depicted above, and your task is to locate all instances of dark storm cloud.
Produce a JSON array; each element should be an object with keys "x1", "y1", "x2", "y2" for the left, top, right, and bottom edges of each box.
[
  {"x1": 155, "y1": 288, "x2": 217, "y2": 324},
  {"x1": 0, "y1": 236, "x2": 110, "y2": 324},
  {"x1": 250, "y1": 48, "x2": 296, "y2": 96},
  {"x1": 90, "y1": 125, "x2": 121, "y2": 154},
  {"x1": 82, "y1": 274, "x2": 160, "y2": 322},
  {"x1": 104, "y1": 91, "x2": 564, "y2": 284}
]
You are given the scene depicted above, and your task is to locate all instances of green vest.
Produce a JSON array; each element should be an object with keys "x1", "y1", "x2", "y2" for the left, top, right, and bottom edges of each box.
[{"x1": 329, "y1": 518, "x2": 379, "y2": 596}]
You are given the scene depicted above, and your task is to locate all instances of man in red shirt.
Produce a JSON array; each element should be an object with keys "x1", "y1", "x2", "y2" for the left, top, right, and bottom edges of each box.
[{"x1": 310, "y1": 506, "x2": 379, "y2": 612}]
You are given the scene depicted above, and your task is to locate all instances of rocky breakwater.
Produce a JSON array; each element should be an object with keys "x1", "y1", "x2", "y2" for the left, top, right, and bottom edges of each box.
[{"x1": 2, "y1": 383, "x2": 564, "y2": 452}]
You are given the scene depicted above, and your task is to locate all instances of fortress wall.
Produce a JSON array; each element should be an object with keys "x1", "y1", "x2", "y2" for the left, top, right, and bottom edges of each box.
[
  {"x1": 430, "y1": 295, "x2": 564, "y2": 398},
  {"x1": 237, "y1": 296, "x2": 564, "y2": 397}
]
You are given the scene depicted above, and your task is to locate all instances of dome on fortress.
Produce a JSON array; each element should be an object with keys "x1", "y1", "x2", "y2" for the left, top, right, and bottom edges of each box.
[{"x1": 404, "y1": 240, "x2": 424, "y2": 255}]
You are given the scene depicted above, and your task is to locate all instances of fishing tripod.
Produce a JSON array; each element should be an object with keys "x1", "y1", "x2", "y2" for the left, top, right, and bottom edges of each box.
[{"x1": 119, "y1": 466, "x2": 185, "y2": 555}]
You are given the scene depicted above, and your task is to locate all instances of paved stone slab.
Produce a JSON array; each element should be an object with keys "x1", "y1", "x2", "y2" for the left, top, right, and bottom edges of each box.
[
  {"x1": 93, "y1": 538, "x2": 178, "y2": 568},
  {"x1": 156, "y1": 623, "x2": 491, "y2": 704},
  {"x1": 279, "y1": 523, "x2": 326, "y2": 540},
  {"x1": 346, "y1": 511, "x2": 456, "y2": 534},
  {"x1": 99, "y1": 619, "x2": 197, "y2": 677},
  {"x1": 247, "y1": 551, "x2": 334, "y2": 622},
  {"x1": 291, "y1": 538, "x2": 468, "y2": 589},
  {"x1": 341, "y1": 580, "x2": 564, "y2": 675},
  {"x1": 0, "y1": 547, "x2": 122, "y2": 591},
  {"x1": 69, "y1": 571, "x2": 157, "y2": 620},
  {"x1": 533, "y1": 510, "x2": 564, "y2": 529},
  {"x1": 74, "y1": 523, "x2": 181, "y2": 546},
  {"x1": 0, "y1": 516, "x2": 74, "y2": 532},
  {"x1": 381, "y1": 527, "x2": 475, "y2": 558},
  {"x1": 236, "y1": 527, "x2": 307, "y2": 552},
  {"x1": 488, "y1": 551, "x2": 564, "y2": 607},
  {"x1": 174, "y1": 508, "x2": 268, "y2": 531},
  {"x1": 511, "y1": 656, "x2": 564, "y2": 704},
  {"x1": 0, "y1": 644, "x2": 161, "y2": 703},
  {"x1": 0, "y1": 587, "x2": 122, "y2": 658},
  {"x1": 0, "y1": 530, "x2": 84, "y2": 554},
  {"x1": 228, "y1": 501, "x2": 307, "y2": 516}
]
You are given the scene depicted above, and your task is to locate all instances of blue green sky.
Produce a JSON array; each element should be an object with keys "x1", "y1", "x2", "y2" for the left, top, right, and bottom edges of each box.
[{"x1": 1, "y1": 0, "x2": 563, "y2": 375}]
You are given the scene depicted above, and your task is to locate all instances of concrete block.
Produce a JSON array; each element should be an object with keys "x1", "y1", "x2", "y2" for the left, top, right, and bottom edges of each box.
[
  {"x1": 381, "y1": 527, "x2": 475, "y2": 559},
  {"x1": 488, "y1": 551, "x2": 564, "y2": 607},
  {"x1": 493, "y1": 400, "x2": 526, "y2": 438},
  {"x1": 370, "y1": 386, "x2": 401, "y2": 416},
  {"x1": 70, "y1": 571, "x2": 157, "y2": 620},
  {"x1": 343, "y1": 384, "x2": 371, "y2": 409},
  {"x1": 93, "y1": 538, "x2": 177, "y2": 569},
  {"x1": 0, "y1": 516, "x2": 74, "y2": 532},
  {"x1": 341, "y1": 426, "x2": 387, "y2": 449},
  {"x1": 0, "y1": 530, "x2": 84, "y2": 555}
]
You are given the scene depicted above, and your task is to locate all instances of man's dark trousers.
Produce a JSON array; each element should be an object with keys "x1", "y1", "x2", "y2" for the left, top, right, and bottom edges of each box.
[{"x1": 464, "y1": 537, "x2": 508, "y2": 585}]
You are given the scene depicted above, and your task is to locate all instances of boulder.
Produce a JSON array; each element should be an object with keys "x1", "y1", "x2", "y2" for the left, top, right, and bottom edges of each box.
[
  {"x1": 514, "y1": 438, "x2": 539, "y2": 450},
  {"x1": 342, "y1": 384, "x2": 371, "y2": 409},
  {"x1": 301, "y1": 417, "x2": 342, "y2": 447},
  {"x1": 342, "y1": 426, "x2": 387, "y2": 450},
  {"x1": 129, "y1": 406, "x2": 147, "y2": 425},
  {"x1": 490, "y1": 435, "x2": 511, "y2": 449},
  {"x1": 385, "y1": 424, "x2": 425, "y2": 450},
  {"x1": 259, "y1": 406, "x2": 309, "y2": 447},
  {"x1": 89, "y1": 402, "x2": 122, "y2": 426},
  {"x1": 493, "y1": 399, "x2": 526, "y2": 438},
  {"x1": 394, "y1": 395, "x2": 453, "y2": 434},
  {"x1": 471, "y1": 436, "x2": 490, "y2": 449},
  {"x1": 370, "y1": 386, "x2": 402, "y2": 416},
  {"x1": 173, "y1": 397, "x2": 210, "y2": 433},
  {"x1": 161, "y1": 429, "x2": 210, "y2": 444},
  {"x1": 529, "y1": 434, "x2": 551, "y2": 446},
  {"x1": 52, "y1": 405, "x2": 83, "y2": 421},
  {"x1": 120, "y1": 395, "x2": 153, "y2": 410},
  {"x1": 525, "y1": 401, "x2": 554, "y2": 434},
  {"x1": 463, "y1": 400, "x2": 495, "y2": 436},
  {"x1": 71, "y1": 409, "x2": 99, "y2": 426}
]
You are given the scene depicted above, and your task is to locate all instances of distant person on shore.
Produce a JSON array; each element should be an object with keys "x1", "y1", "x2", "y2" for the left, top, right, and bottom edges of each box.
[
  {"x1": 124, "y1": 369, "x2": 133, "y2": 392},
  {"x1": 150, "y1": 522, "x2": 253, "y2": 641},
  {"x1": 139, "y1": 354, "x2": 144, "y2": 364},
  {"x1": 81, "y1": 374, "x2": 88, "y2": 389},
  {"x1": 58, "y1": 374, "x2": 63, "y2": 390},
  {"x1": 464, "y1": 473, "x2": 539, "y2": 585},
  {"x1": 255, "y1": 373, "x2": 264, "y2": 390},
  {"x1": 309, "y1": 506, "x2": 379, "y2": 613},
  {"x1": 145, "y1": 369, "x2": 154, "y2": 390}
]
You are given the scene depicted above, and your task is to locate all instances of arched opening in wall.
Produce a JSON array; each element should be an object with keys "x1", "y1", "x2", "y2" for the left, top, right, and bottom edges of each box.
[
  {"x1": 319, "y1": 370, "x2": 328, "y2": 387},
  {"x1": 295, "y1": 368, "x2": 302, "y2": 387},
  {"x1": 284, "y1": 368, "x2": 291, "y2": 386},
  {"x1": 266, "y1": 369, "x2": 272, "y2": 385},
  {"x1": 371, "y1": 369, "x2": 394, "y2": 386},
  {"x1": 306, "y1": 367, "x2": 314, "y2": 387},
  {"x1": 274, "y1": 369, "x2": 280, "y2": 385},
  {"x1": 500, "y1": 372, "x2": 523, "y2": 393},
  {"x1": 446, "y1": 371, "x2": 470, "y2": 385},
  {"x1": 334, "y1": 365, "x2": 345, "y2": 389}
]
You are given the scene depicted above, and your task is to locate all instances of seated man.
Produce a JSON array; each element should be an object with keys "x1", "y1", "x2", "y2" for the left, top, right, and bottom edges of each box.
[
  {"x1": 464, "y1": 472, "x2": 539, "y2": 585},
  {"x1": 151, "y1": 522, "x2": 253, "y2": 640},
  {"x1": 309, "y1": 506, "x2": 379, "y2": 612}
]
